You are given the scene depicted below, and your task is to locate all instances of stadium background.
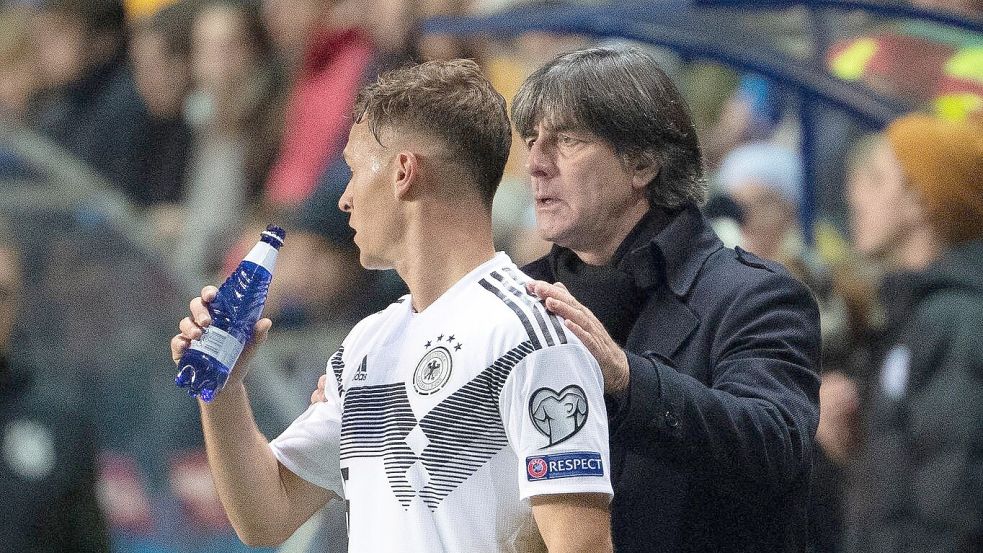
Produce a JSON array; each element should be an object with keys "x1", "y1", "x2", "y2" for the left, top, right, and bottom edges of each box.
[{"x1": 0, "y1": 0, "x2": 979, "y2": 551}]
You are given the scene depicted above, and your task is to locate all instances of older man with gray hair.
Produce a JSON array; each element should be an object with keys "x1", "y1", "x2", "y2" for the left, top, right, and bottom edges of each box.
[{"x1": 515, "y1": 45, "x2": 822, "y2": 552}]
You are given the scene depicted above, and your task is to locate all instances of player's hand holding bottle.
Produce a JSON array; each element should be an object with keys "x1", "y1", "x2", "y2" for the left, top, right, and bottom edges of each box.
[{"x1": 171, "y1": 225, "x2": 285, "y2": 401}]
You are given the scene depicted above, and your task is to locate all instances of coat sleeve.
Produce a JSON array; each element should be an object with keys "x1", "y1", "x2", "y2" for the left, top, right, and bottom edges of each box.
[{"x1": 610, "y1": 270, "x2": 821, "y2": 497}]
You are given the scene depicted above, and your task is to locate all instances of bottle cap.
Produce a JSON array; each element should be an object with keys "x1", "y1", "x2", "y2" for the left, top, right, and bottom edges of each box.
[{"x1": 261, "y1": 225, "x2": 286, "y2": 249}]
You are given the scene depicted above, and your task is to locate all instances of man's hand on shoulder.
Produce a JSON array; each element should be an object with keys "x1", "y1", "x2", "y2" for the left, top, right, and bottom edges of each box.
[{"x1": 527, "y1": 280, "x2": 630, "y2": 394}]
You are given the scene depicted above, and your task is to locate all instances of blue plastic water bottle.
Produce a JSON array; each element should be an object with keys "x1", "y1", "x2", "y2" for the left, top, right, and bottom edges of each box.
[{"x1": 175, "y1": 225, "x2": 286, "y2": 401}]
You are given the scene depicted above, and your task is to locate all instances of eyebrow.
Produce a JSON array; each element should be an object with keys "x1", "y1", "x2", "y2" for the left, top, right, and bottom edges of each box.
[{"x1": 526, "y1": 124, "x2": 592, "y2": 142}]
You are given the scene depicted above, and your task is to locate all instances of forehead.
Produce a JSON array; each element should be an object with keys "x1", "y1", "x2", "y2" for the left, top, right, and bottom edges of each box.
[
  {"x1": 343, "y1": 122, "x2": 378, "y2": 158},
  {"x1": 871, "y1": 139, "x2": 907, "y2": 181},
  {"x1": 730, "y1": 182, "x2": 791, "y2": 205}
]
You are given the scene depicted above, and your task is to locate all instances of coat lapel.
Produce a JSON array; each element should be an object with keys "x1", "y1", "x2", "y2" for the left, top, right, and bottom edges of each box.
[{"x1": 627, "y1": 288, "x2": 698, "y2": 361}]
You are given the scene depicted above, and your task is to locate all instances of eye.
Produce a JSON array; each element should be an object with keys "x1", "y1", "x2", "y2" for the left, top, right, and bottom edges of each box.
[
  {"x1": 557, "y1": 134, "x2": 579, "y2": 146},
  {"x1": 524, "y1": 136, "x2": 537, "y2": 149}
]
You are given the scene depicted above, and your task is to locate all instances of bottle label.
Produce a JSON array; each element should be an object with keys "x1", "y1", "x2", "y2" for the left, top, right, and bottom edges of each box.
[
  {"x1": 189, "y1": 326, "x2": 245, "y2": 369},
  {"x1": 244, "y1": 242, "x2": 278, "y2": 272}
]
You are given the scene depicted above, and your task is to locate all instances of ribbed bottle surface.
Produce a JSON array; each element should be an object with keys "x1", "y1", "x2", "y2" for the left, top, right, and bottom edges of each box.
[{"x1": 175, "y1": 225, "x2": 284, "y2": 401}]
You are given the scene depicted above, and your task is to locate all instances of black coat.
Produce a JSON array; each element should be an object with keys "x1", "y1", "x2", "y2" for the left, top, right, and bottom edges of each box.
[
  {"x1": 844, "y1": 239, "x2": 983, "y2": 553},
  {"x1": 0, "y1": 357, "x2": 109, "y2": 553},
  {"x1": 524, "y1": 204, "x2": 821, "y2": 552}
]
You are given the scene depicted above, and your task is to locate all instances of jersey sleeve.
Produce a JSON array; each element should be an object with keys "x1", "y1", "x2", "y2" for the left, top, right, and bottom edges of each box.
[
  {"x1": 499, "y1": 343, "x2": 613, "y2": 501},
  {"x1": 269, "y1": 348, "x2": 345, "y2": 497}
]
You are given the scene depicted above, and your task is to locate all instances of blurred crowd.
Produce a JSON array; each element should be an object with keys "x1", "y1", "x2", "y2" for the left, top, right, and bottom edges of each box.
[{"x1": 0, "y1": 0, "x2": 980, "y2": 551}]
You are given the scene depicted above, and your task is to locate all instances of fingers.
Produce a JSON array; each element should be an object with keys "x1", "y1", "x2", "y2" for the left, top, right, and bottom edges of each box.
[
  {"x1": 201, "y1": 285, "x2": 218, "y2": 302},
  {"x1": 171, "y1": 334, "x2": 191, "y2": 365},
  {"x1": 311, "y1": 374, "x2": 328, "y2": 404},
  {"x1": 174, "y1": 315, "x2": 203, "y2": 366},
  {"x1": 188, "y1": 286, "x2": 219, "y2": 326},
  {"x1": 190, "y1": 297, "x2": 212, "y2": 327},
  {"x1": 176, "y1": 286, "x2": 218, "y2": 365},
  {"x1": 178, "y1": 317, "x2": 204, "y2": 340},
  {"x1": 545, "y1": 296, "x2": 583, "y2": 324},
  {"x1": 251, "y1": 318, "x2": 272, "y2": 346},
  {"x1": 526, "y1": 280, "x2": 578, "y2": 306},
  {"x1": 562, "y1": 317, "x2": 593, "y2": 350}
]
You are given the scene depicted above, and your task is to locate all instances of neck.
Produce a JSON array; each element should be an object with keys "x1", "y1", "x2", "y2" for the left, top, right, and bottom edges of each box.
[
  {"x1": 893, "y1": 225, "x2": 944, "y2": 271},
  {"x1": 395, "y1": 203, "x2": 497, "y2": 312},
  {"x1": 571, "y1": 201, "x2": 650, "y2": 266}
]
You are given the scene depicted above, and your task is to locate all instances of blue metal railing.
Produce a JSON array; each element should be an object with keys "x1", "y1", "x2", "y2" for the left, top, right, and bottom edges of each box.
[{"x1": 695, "y1": 1, "x2": 983, "y2": 34}]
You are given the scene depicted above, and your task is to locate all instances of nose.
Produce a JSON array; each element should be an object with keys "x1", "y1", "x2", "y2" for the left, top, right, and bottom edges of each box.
[
  {"x1": 338, "y1": 182, "x2": 352, "y2": 213},
  {"x1": 526, "y1": 139, "x2": 556, "y2": 180}
]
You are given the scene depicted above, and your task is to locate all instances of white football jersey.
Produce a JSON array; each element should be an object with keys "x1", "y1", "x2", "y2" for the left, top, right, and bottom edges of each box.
[{"x1": 270, "y1": 253, "x2": 612, "y2": 552}]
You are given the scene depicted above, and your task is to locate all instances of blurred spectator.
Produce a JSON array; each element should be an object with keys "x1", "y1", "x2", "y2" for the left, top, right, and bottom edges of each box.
[
  {"x1": 0, "y1": 6, "x2": 40, "y2": 123},
  {"x1": 703, "y1": 74, "x2": 794, "y2": 168},
  {"x1": 260, "y1": 0, "x2": 329, "y2": 71},
  {"x1": 185, "y1": 0, "x2": 282, "y2": 197},
  {"x1": 717, "y1": 141, "x2": 803, "y2": 262},
  {"x1": 411, "y1": 0, "x2": 474, "y2": 61},
  {"x1": 172, "y1": 0, "x2": 285, "y2": 282},
  {"x1": 261, "y1": 0, "x2": 376, "y2": 210},
  {"x1": 26, "y1": 0, "x2": 155, "y2": 203},
  {"x1": 0, "y1": 216, "x2": 110, "y2": 552},
  {"x1": 128, "y1": 0, "x2": 195, "y2": 210},
  {"x1": 841, "y1": 113, "x2": 983, "y2": 552}
]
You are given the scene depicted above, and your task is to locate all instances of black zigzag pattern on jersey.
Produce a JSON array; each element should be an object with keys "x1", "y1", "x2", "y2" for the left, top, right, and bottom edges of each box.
[
  {"x1": 496, "y1": 268, "x2": 567, "y2": 345},
  {"x1": 415, "y1": 340, "x2": 537, "y2": 510},
  {"x1": 339, "y1": 383, "x2": 418, "y2": 508},
  {"x1": 329, "y1": 347, "x2": 345, "y2": 395},
  {"x1": 335, "y1": 342, "x2": 537, "y2": 511}
]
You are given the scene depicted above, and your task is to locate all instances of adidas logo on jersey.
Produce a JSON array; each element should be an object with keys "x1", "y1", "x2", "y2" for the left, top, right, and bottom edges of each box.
[{"x1": 353, "y1": 357, "x2": 368, "y2": 381}]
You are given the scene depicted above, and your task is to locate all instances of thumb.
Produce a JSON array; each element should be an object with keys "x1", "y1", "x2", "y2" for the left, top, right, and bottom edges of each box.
[{"x1": 252, "y1": 318, "x2": 273, "y2": 346}]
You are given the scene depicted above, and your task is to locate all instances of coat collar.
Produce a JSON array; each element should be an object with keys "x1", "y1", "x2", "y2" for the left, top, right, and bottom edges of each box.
[{"x1": 623, "y1": 203, "x2": 723, "y2": 298}]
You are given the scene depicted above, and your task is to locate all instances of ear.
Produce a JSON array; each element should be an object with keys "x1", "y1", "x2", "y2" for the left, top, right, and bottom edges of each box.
[
  {"x1": 630, "y1": 156, "x2": 660, "y2": 191},
  {"x1": 393, "y1": 151, "x2": 418, "y2": 200}
]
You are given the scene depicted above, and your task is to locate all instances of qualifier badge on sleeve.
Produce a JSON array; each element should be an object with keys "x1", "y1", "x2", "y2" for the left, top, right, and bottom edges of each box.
[{"x1": 526, "y1": 452, "x2": 604, "y2": 481}]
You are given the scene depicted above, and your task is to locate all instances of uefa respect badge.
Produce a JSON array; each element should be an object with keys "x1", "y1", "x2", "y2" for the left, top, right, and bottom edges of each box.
[{"x1": 526, "y1": 452, "x2": 604, "y2": 481}]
